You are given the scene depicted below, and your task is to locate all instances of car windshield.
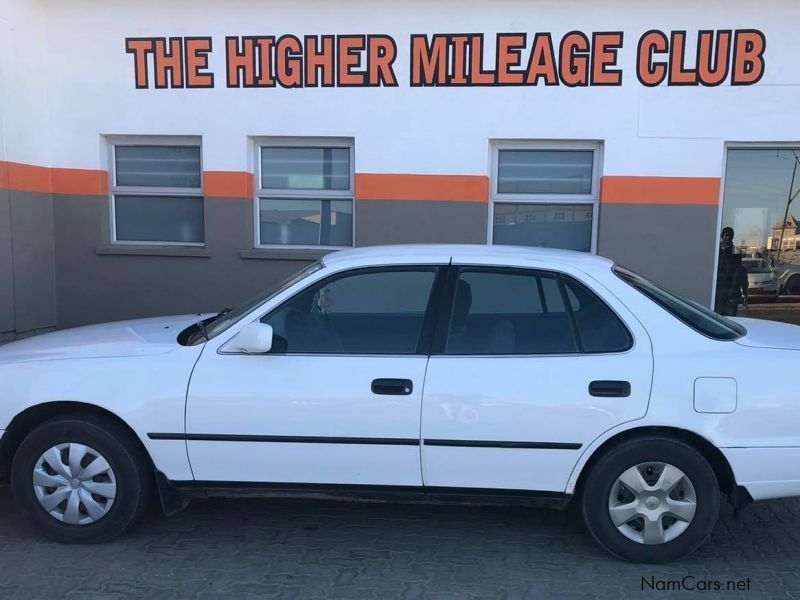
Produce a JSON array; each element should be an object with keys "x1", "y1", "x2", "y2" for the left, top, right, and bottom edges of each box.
[
  {"x1": 614, "y1": 266, "x2": 746, "y2": 341},
  {"x1": 743, "y1": 259, "x2": 771, "y2": 274},
  {"x1": 204, "y1": 261, "x2": 324, "y2": 340}
]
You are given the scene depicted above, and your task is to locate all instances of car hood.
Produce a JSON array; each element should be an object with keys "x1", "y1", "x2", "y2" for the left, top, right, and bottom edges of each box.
[
  {"x1": 732, "y1": 317, "x2": 800, "y2": 350},
  {"x1": 0, "y1": 314, "x2": 212, "y2": 363}
]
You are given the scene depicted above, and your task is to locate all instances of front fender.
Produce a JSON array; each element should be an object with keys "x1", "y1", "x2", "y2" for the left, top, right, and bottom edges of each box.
[{"x1": 0, "y1": 348, "x2": 201, "y2": 480}]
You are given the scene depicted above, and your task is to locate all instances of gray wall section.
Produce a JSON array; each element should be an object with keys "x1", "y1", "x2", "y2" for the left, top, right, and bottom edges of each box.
[
  {"x1": 53, "y1": 196, "x2": 489, "y2": 328},
  {"x1": 49, "y1": 195, "x2": 718, "y2": 328},
  {"x1": 10, "y1": 191, "x2": 57, "y2": 332},
  {"x1": 597, "y1": 203, "x2": 719, "y2": 304},
  {"x1": 355, "y1": 199, "x2": 488, "y2": 246},
  {"x1": 54, "y1": 195, "x2": 314, "y2": 328},
  {"x1": 0, "y1": 187, "x2": 14, "y2": 333},
  {"x1": 0, "y1": 190, "x2": 57, "y2": 335}
]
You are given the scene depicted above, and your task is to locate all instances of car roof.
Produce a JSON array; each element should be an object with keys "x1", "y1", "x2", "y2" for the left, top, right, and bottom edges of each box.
[{"x1": 322, "y1": 244, "x2": 614, "y2": 269}]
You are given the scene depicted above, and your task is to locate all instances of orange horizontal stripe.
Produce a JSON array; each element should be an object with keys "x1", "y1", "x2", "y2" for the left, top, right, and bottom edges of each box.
[
  {"x1": 0, "y1": 161, "x2": 108, "y2": 195},
  {"x1": 7, "y1": 162, "x2": 51, "y2": 194},
  {"x1": 204, "y1": 171, "x2": 254, "y2": 198},
  {"x1": 355, "y1": 173, "x2": 489, "y2": 203},
  {"x1": 601, "y1": 176, "x2": 721, "y2": 206},
  {"x1": 50, "y1": 167, "x2": 108, "y2": 196},
  {"x1": 0, "y1": 163, "x2": 723, "y2": 207}
]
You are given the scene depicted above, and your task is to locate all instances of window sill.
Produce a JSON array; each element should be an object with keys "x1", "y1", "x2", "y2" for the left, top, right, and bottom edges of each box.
[
  {"x1": 96, "y1": 245, "x2": 211, "y2": 258},
  {"x1": 239, "y1": 248, "x2": 335, "y2": 261}
]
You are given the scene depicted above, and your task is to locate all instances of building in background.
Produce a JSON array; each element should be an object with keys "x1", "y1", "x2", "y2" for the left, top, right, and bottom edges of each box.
[
  {"x1": 2, "y1": 0, "x2": 800, "y2": 340},
  {"x1": 769, "y1": 216, "x2": 800, "y2": 252}
]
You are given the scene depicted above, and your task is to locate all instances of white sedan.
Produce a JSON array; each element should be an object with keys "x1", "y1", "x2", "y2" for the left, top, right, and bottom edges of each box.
[{"x1": 1, "y1": 244, "x2": 799, "y2": 563}]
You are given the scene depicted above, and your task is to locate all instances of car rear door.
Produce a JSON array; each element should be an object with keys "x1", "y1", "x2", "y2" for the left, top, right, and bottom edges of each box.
[
  {"x1": 184, "y1": 265, "x2": 445, "y2": 486},
  {"x1": 420, "y1": 262, "x2": 653, "y2": 492}
]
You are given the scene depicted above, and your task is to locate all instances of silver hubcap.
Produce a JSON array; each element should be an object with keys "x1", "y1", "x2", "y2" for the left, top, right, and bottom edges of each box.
[
  {"x1": 608, "y1": 462, "x2": 697, "y2": 545},
  {"x1": 32, "y1": 443, "x2": 116, "y2": 525}
]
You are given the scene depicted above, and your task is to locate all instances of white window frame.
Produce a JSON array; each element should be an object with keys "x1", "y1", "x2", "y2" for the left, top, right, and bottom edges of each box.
[
  {"x1": 488, "y1": 140, "x2": 603, "y2": 253},
  {"x1": 107, "y1": 135, "x2": 204, "y2": 247},
  {"x1": 254, "y1": 137, "x2": 355, "y2": 250}
]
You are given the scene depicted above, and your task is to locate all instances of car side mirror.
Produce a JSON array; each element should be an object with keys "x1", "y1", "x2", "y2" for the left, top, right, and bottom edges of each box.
[{"x1": 228, "y1": 323, "x2": 273, "y2": 354}]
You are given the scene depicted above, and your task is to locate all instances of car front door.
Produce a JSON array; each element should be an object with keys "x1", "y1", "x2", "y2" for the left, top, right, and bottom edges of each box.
[
  {"x1": 420, "y1": 264, "x2": 653, "y2": 492},
  {"x1": 185, "y1": 265, "x2": 443, "y2": 486}
]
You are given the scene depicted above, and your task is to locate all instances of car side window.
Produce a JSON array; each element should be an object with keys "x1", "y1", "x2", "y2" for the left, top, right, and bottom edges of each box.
[
  {"x1": 443, "y1": 268, "x2": 633, "y2": 355},
  {"x1": 262, "y1": 268, "x2": 437, "y2": 354},
  {"x1": 561, "y1": 276, "x2": 633, "y2": 353},
  {"x1": 445, "y1": 269, "x2": 579, "y2": 355}
]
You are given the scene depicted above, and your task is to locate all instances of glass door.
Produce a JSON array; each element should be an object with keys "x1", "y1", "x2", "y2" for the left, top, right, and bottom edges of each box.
[{"x1": 717, "y1": 147, "x2": 800, "y2": 325}]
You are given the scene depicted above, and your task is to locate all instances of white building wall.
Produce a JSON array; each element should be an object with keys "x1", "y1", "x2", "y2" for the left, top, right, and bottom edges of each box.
[
  {"x1": 2, "y1": 0, "x2": 800, "y2": 329},
  {"x1": 3, "y1": 0, "x2": 795, "y2": 178}
]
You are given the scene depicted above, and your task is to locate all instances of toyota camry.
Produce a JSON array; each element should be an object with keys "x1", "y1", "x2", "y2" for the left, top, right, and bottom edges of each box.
[{"x1": 1, "y1": 244, "x2": 799, "y2": 563}]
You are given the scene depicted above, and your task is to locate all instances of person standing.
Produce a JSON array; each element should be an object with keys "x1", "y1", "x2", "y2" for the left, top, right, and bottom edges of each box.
[{"x1": 715, "y1": 227, "x2": 749, "y2": 316}]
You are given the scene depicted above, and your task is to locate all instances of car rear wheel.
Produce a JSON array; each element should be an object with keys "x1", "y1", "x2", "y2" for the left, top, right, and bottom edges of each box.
[
  {"x1": 581, "y1": 436, "x2": 720, "y2": 563},
  {"x1": 10, "y1": 414, "x2": 151, "y2": 543}
]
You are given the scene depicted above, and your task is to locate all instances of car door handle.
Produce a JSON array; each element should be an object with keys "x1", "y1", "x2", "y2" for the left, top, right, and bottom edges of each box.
[
  {"x1": 589, "y1": 380, "x2": 631, "y2": 398},
  {"x1": 371, "y1": 378, "x2": 413, "y2": 395}
]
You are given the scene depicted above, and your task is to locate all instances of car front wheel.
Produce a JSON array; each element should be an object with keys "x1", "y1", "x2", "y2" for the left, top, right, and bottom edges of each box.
[
  {"x1": 581, "y1": 436, "x2": 720, "y2": 563},
  {"x1": 10, "y1": 414, "x2": 151, "y2": 543},
  {"x1": 786, "y1": 275, "x2": 800, "y2": 296}
]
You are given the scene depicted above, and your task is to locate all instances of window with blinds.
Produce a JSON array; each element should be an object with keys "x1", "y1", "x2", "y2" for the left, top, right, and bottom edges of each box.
[
  {"x1": 111, "y1": 143, "x2": 204, "y2": 244},
  {"x1": 256, "y1": 141, "x2": 354, "y2": 248},
  {"x1": 491, "y1": 143, "x2": 600, "y2": 253},
  {"x1": 497, "y1": 150, "x2": 593, "y2": 195}
]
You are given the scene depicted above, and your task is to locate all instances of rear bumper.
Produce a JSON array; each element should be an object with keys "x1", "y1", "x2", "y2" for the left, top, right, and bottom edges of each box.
[{"x1": 722, "y1": 446, "x2": 800, "y2": 501}]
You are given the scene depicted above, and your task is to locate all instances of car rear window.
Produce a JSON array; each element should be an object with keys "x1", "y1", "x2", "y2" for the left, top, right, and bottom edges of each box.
[{"x1": 614, "y1": 266, "x2": 746, "y2": 341}]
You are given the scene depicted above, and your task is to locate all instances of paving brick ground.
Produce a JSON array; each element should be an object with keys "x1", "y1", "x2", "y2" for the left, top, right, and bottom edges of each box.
[{"x1": 0, "y1": 487, "x2": 799, "y2": 599}]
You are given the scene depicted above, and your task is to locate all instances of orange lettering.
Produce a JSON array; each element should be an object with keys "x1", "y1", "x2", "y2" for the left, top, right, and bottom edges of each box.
[
  {"x1": 368, "y1": 35, "x2": 397, "y2": 86},
  {"x1": 560, "y1": 32, "x2": 590, "y2": 86},
  {"x1": 497, "y1": 34, "x2": 525, "y2": 85},
  {"x1": 276, "y1": 36, "x2": 303, "y2": 88},
  {"x1": 154, "y1": 38, "x2": 183, "y2": 88},
  {"x1": 450, "y1": 36, "x2": 469, "y2": 85},
  {"x1": 125, "y1": 38, "x2": 155, "y2": 89},
  {"x1": 305, "y1": 35, "x2": 334, "y2": 87},
  {"x1": 256, "y1": 37, "x2": 276, "y2": 86},
  {"x1": 410, "y1": 35, "x2": 447, "y2": 85},
  {"x1": 732, "y1": 29, "x2": 766, "y2": 85},
  {"x1": 185, "y1": 38, "x2": 213, "y2": 88},
  {"x1": 226, "y1": 37, "x2": 256, "y2": 87},
  {"x1": 469, "y1": 35, "x2": 495, "y2": 84},
  {"x1": 637, "y1": 30, "x2": 668, "y2": 86},
  {"x1": 591, "y1": 32, "x2": 623, "y2": 85},
  {"x1": 697, "y1": 31, "x2": 731, "y2": 86},
  {"x1": 526, "y1": 34, "x2": 558, "y2": 85},
  {"x1": 669, "y1": 32, "x2": 698, "y2": 85},
  {"x1": 338, "y1": 36, "x2": 365, "y2": 86}
]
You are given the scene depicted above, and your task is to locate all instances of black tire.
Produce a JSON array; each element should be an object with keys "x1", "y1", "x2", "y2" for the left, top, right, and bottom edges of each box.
[
  {"x1": 787, "y1": 275, "x2": 800, "y2": 296},
  {"x1": 580, "y1": 436, "x2": 720, "y2": 564},
  {"x1": 10, "y1": 413, "x2": 152, "y2": 543}
]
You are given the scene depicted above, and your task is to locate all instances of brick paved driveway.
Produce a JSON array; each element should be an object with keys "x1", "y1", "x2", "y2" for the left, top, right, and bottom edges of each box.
[{"x1": 1, "y1": 487, "x2": 799, "y2": 599}]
